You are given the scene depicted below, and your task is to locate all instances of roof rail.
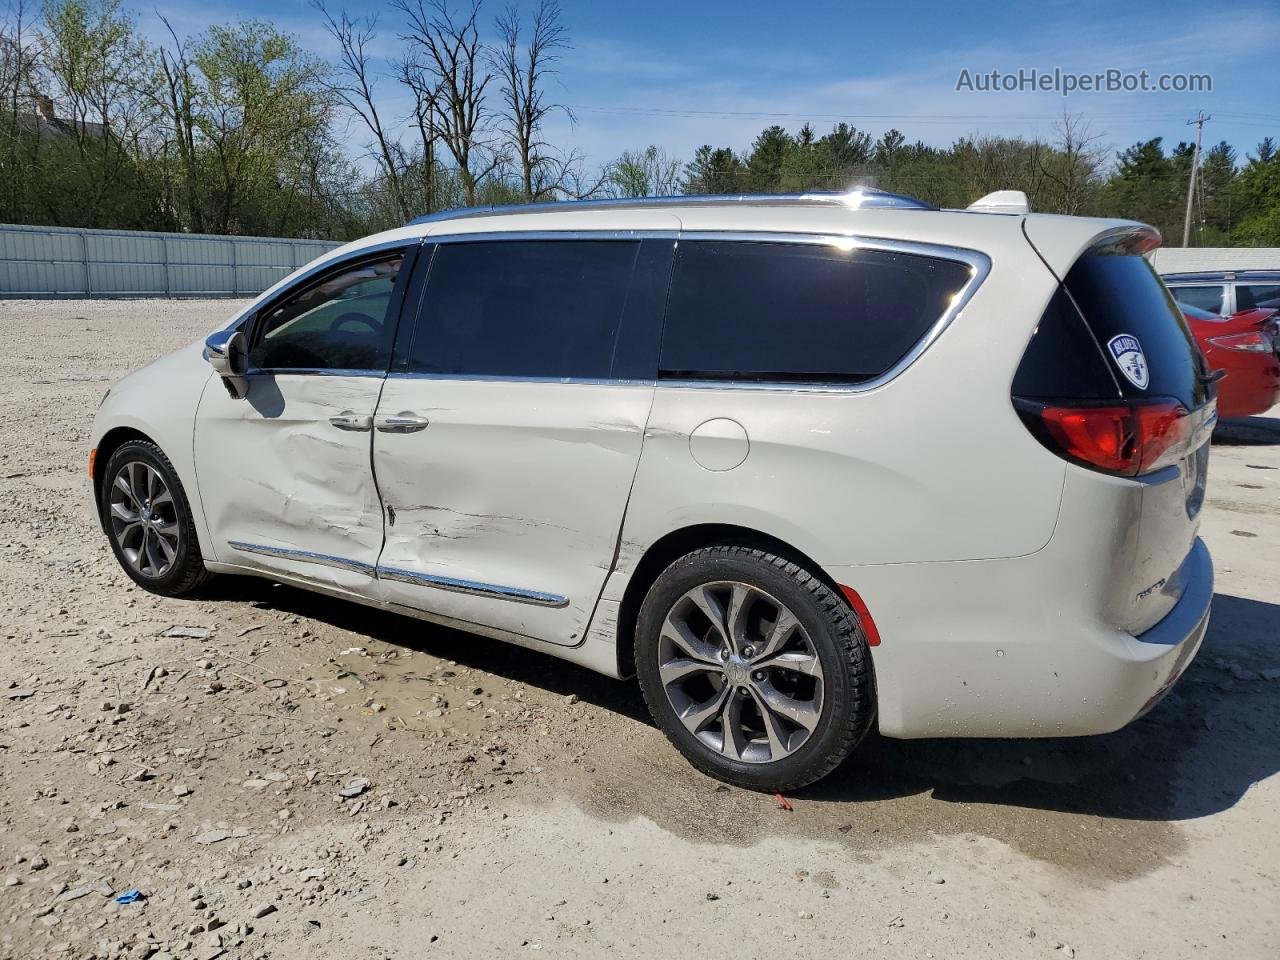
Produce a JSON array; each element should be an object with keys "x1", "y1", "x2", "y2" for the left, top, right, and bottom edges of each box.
[{"x1": 406, "y1": 188, "x2": 935, "y2": 226}]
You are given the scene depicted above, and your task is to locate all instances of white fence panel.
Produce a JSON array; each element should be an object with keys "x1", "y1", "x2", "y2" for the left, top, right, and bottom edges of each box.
[{"x1": 0, "y1": 223, "x2": 342, "y2": 298}]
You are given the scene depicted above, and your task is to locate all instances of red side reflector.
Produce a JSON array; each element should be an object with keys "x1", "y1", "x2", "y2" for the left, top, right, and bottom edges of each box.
[
  {"x1": 88, "y1": 448, "x2": 97, "y2": 480},
  {"x1": 838, "y1": 584, "x2": 881, "y2": 647}
]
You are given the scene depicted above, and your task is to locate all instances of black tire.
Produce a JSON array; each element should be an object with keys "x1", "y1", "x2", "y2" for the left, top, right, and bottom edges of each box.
[
  {"x1": 99, "y1": 439, "x2": 211, "y2": 597},
  {"x1": 635, "y1": 545, "x2": 874, "y2": 791}
]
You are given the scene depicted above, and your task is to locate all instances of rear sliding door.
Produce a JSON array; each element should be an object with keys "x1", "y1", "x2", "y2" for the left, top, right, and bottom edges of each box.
[{"x1": 371, "y1": 237, "x2": 673, "y2": 644}]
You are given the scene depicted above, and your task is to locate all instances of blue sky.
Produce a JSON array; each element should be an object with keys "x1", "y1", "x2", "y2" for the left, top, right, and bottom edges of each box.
[{"x1": 149, "y1": 0, "x2": 1280, "y2": 172}]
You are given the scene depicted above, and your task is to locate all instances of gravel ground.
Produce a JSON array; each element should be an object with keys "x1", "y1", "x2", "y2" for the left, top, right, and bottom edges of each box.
[{"x1": 1, "y1": 297, "x2": 1278, "y2": 960}]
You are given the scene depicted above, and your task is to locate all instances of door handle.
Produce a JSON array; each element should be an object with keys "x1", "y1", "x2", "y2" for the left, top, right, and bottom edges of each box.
[
  {"x1": 374, "y1": 413, "x2": 430, "y2": 434},
  {"x1": 329, "y1": 412, "x2": 372, "y2": 432}
]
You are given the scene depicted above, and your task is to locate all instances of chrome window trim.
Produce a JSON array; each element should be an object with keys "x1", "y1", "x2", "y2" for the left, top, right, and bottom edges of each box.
[
  {"x1": 243, "y1": 368, "x2": 387, "y2": 379},
  {"x1": 406, "y1": 190, "x2": 934, "y2": 226},
  {"x1": 661, "y1": 231, "x2": 989, "y2": 394},
  {"x1": 426, "y1": 229, "x2": 674, "y2": 244},
  {"x1": 228, "y1": 540, "x2": 377, "y2": 576},
  {"x1": 387, "y1": 372, "x2": 653, "y2": 386},
  {"x1": 376, "y1": 565, "x2": 569, "y2": 608},
  {"x1": 225, "y1": 228, "x2": 988, "y2": 392},
  {"x1": 401, "y1": 229, "x2": 989, "y2": 394}
]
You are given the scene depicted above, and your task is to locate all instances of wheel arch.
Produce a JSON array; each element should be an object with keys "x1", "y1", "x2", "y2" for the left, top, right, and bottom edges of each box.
[
  {"x1": 615, "y1": 523, "x2": 848, "y2": 680},
  {"x1": 91, "y1": 426, "x2": 157, "y2": 524}
]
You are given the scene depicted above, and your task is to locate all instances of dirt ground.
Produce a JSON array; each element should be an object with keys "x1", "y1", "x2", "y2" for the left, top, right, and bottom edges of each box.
[{"x1": 0, "y1": 297, "x2": 1277, "y2": 960}]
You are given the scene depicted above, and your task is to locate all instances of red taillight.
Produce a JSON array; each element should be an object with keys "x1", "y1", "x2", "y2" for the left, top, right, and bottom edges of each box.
[
  {"x1": 1032, "y1": 399, "x2": 1191, "y2": 477},
  {"x1": 1208, "y1": 330, "x2": 1274, "y2": 353}
]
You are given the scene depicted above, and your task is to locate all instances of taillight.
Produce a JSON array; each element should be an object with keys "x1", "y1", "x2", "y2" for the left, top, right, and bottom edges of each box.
[
  {"x1": 1016, "y1": 398, "x2": 1191, "y2": 477},
  {"x1": 1207, "y1": 330, "x2": 1274, "y2": 353}
]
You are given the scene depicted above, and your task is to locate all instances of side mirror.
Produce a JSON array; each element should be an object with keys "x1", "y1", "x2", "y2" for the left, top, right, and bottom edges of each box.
[{"x1": 203, "y1": 329, "x2": 249, "y2": 399}]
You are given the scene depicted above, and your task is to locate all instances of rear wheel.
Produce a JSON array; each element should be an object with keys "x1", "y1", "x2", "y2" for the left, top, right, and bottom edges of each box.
[
  {"x1": 99, "y1": 440, "x2": 210, "y2": 596},
  {"x1": 635, "y1": 545, "x2": 874, "y2": 791}
]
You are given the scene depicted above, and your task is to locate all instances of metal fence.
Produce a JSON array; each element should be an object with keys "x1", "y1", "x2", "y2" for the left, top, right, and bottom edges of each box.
[
  {"x1": 0, "y1": 223, "x2": 341, "y2": 299},
  {"x1": 1148, "y1": 247, "x2": 1280, "y2": 274}
]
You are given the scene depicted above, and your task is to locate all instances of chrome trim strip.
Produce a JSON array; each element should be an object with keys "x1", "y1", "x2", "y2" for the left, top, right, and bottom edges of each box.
[
  {"x1": 376, "y1": 565, "x2": 569, "y2": 608},
  {"x1": 243, "y1": 367, "x2": 386, "y2": 378},
  {"x1": 227, "y1": 541, "x2": 376, "y2": 576},
  {"x1": 386, "y1": 372, "x2": 653, "y2": 386},
  {"x1": 397, "y1": 230, "x2": 989, "y2": 395},
  {"x1": 427, "y1": 229, "x2": 675, "y2": 244},
  {"x1": 407, "y1": 189, "x2": 933, "y2": 226}
]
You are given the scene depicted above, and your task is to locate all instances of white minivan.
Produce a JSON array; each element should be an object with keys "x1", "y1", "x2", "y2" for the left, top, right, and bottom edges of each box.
[{"x1": 90, "y1": 191, "x2": 1216, "y2": 790}]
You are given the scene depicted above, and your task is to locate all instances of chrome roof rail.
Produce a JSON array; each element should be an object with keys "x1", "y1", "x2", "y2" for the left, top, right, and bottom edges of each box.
[{"x1": 406, "y1": 189, "x2": 935, "y2": 226}]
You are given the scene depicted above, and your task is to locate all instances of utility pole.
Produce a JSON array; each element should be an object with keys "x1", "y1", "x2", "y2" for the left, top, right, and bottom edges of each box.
[{"x1": 1182, "y1": 111, "x2": 1210, "y2": 247}]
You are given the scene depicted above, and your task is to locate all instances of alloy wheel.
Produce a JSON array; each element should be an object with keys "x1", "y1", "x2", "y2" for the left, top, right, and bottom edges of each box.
[
  {"x1": 108, "y1": 461, "x2": 180, "y2": 579},
  {"x1": 657, "y1": 581, "x2": 825, "y2": 764}
]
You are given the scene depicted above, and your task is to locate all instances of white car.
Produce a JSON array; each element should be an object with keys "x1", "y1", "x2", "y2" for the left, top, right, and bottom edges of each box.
[{"x1": 90, "y1": 191, "x2": 1216, "y2": 790}]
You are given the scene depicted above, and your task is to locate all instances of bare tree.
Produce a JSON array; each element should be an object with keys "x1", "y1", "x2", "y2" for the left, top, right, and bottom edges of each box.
[
  {"x1": 396, "y1": 50, "x2": 438, "y2": 215},
  {"x1": 492, "y1": 0, "x2": 568, "y2": 201},
  {"x1": 155, "y1": 16, "x2": 204, "y2": 230},
  {"x1": 313, "y1": 1, "x2": 409, "y2": 221},
  {"x1": 395, "y1": 0, "x2": 500, "y2": 206},
  {"x1": 1041, "y1": 111, "x2": 1105, "y2": 215}
]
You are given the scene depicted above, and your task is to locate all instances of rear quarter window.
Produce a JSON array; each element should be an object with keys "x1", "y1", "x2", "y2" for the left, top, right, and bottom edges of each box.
[
  {"x1": 1066, "y1": 254, "x2": 1209, "y2": 410},
  {"x1": 1167, "y1": 284, "x2": 1225, "y2": 315},
  {"x1": 658, "y1": 240, "x2": 975, "y2": 383}
]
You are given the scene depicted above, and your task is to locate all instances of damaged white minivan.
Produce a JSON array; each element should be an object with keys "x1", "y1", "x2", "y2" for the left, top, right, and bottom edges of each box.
[{"x1": 90, "y1": 190, "x2": 1216, "y2": 790}]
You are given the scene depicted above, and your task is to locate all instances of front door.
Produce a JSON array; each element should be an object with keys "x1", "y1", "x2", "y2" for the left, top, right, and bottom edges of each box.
[
  {"x1": 372, "y1": 236, "x2": 673, "y2": 643},
  {"x1": 194, "y1": 245, "x2": 416, "y2": 593}
]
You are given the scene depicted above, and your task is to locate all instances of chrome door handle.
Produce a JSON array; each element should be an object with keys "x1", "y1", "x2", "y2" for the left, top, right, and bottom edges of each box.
[
  {"x1": 374, "y1": 413, "x2": 430, "y2": 434},
  {"x1": 329, "y1": 412, "x2": 372, "y2": 432}
]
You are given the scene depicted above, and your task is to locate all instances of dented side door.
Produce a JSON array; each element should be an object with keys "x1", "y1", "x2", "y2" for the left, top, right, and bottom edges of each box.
[
  {"x1": 193, "y1": 243, "x2": 420, "y2": 594},
  {"x1": 370, "y1": 235, "x2": 674, "y2": 645}
]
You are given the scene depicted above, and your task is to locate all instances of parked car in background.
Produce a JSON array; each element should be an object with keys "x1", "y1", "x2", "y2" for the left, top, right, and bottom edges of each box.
[
  {"x1": 1162, "y1": 269, "x2": 1280, "y2": 317},
  {"x1": 89, "y1": 191, "x2": 1216, "y2": 791},
  {"x1": 1180, "y1": 302, "x2": 1280, "y2": 419}
]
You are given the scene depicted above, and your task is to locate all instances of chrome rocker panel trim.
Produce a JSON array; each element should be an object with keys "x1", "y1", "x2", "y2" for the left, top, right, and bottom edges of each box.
[
  {"x1": 228, "y1": 540, "x2": 377, "y2": 576},
  {"x1": 376, "y1": 565, "x2": 570, "y2": 608},
  {"x1": 226, "y1": 541, "x2": 568, "y2": 608}
]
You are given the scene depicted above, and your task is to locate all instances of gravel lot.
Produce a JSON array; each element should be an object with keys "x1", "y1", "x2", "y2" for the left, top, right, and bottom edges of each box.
[{"x1": 1, "y1": 298, "x2": 1278, "y2": 960}]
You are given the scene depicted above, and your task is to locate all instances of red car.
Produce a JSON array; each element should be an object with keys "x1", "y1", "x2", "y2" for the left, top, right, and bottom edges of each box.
[{"x1": 1181, "y1": 304, "x2": 1280, "y2": 418}]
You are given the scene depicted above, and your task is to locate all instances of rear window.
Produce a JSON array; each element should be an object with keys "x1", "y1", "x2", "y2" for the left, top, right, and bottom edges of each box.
[
  {"x1": 1065, "y1": 254, "x2": 1208, "y2": 409},
  {"x1": 658, "y1": 240, "x2": 974, "y2": 383},
  {"x1": 1167, "y1": 284, "x2": 1225, "y2": 315},
  {"x1": 1241, "y1": 283, "x2": 1280, "y2": 311}
]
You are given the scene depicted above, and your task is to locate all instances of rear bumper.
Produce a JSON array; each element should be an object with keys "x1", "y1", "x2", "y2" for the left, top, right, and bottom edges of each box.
[{"x1": 828, "y1": 538, "x2": 1213, "y2": 739}]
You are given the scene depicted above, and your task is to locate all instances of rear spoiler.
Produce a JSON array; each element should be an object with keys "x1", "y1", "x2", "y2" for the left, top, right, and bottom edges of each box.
[{"x1": 1023, "y1": 218, "x2": 1162, "y2": 282}]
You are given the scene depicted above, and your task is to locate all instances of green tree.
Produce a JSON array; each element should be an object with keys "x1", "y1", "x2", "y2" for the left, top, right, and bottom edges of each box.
[{"x1": 684, "y1": 144, "x2": 743, "y2": 194}]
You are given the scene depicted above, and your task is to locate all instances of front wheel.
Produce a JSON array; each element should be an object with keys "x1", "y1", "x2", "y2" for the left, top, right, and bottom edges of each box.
[
  {"x1": 99, "y1": 439, "x2": 211, "y2": 596},
  {"x1": 634, "y1": 545, "x2": 874, "y2": 792}
]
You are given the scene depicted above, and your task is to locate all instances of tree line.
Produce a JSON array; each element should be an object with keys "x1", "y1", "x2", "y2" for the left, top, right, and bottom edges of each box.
[{"x1": 2, "y1": 0, "x2": 1279, "y2": 245}]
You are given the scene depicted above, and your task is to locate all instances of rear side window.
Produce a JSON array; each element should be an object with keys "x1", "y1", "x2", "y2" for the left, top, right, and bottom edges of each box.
[
  {"x1": 1167, "y1": 284, "x2": 1225, "y2": 315},
  {"x1": 1011, "y1": 287, "x2": 1121, "y2": 400},
  {"x1": 1241, "y1": 283, "x2": 1280, "y2": 311},
  {"x1": 408, "y1": 240, "x2": 641, "y2": 379},
  {"x1": 1065, "y1": 253, "x2": 1208, "y2": 409},
  {"x1": 658, "y1": 241, "x2": 974, "y2": 383}
]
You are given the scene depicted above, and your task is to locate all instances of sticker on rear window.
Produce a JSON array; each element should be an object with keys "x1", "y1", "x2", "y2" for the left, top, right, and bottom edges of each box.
[{"x1": 1107, "y1": 333, "x2": 1149, "y2": 389}]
